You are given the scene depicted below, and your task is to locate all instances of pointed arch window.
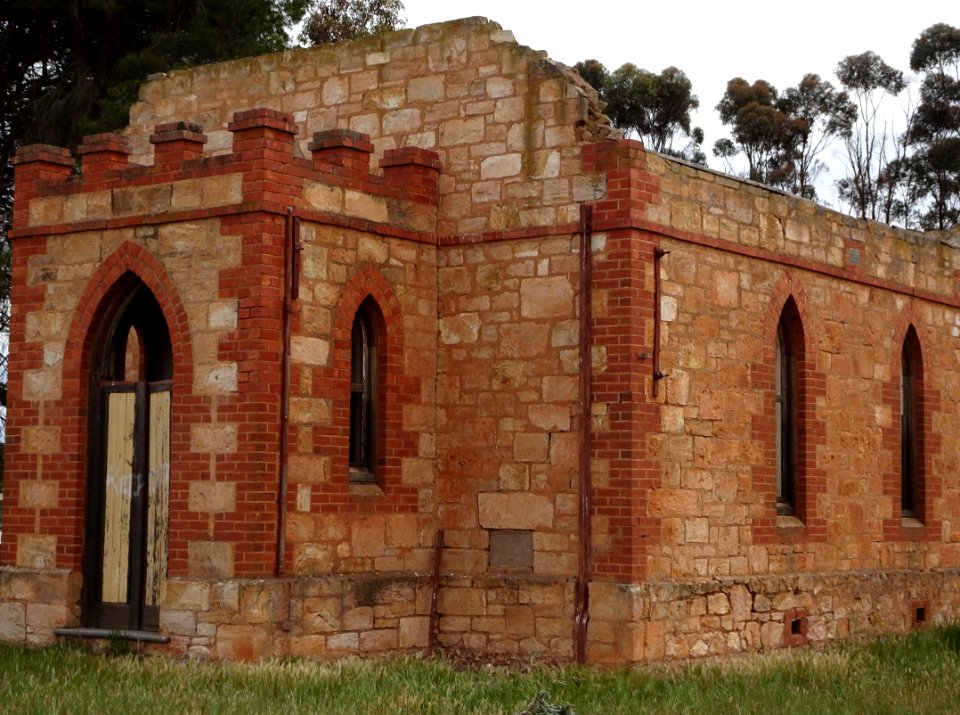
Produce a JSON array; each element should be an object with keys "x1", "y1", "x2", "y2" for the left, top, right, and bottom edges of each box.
[
  {"x1": 349, "y1": 299, "x2": 379, "y2": 483},
  {"x1": 776, "y1": 316, "x2": 796, "y2": 514},
  {"x1": 901, "y1": 327, "x2": 922, "y2": 519},
  {"x1": 774, "y1": 298, "x2": 805, "y2": 517}
]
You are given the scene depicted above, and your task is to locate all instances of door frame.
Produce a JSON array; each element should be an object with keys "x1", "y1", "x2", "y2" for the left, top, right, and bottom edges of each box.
[{"x1": 81, "y1": 280, "x2": 173, "y2": 631}]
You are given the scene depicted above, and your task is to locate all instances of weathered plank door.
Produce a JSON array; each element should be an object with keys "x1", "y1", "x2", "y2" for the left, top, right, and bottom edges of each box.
[
  {"x1": 83, "y1": 279, "x2": 174, "y2": 633},
  {"x1": 95, "y1": 379, "x2": 171, "y2": 631}
]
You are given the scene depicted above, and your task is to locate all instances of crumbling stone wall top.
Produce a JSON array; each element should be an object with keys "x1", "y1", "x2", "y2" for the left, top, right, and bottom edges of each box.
[{"x1": 126, "y1": 17, "x2": 616, "y2": 237}]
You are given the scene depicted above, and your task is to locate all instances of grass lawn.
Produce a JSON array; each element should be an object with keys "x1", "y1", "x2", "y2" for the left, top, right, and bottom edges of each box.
[{"x1": 2, "y1": 627, "x2": 959, "y2": 714}]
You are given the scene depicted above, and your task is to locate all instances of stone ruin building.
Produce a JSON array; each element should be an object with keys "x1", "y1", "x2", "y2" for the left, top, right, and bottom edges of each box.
[{"x1": 2, "y1": 17, "x2": 960, "y2": 664}]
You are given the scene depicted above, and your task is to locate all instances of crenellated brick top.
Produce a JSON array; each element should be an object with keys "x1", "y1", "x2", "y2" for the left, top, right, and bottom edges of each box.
[{"x1": 11, "y1": 108, "x2": 443, "y2": 238}]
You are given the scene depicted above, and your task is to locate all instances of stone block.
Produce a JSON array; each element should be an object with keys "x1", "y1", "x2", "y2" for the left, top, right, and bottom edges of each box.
[
  {"x1": 293, "y1": 544, "x2": 334, "y2": 574},
  {"x1": 343, "y1": 606, "x2": 374, "y2": 630},
  {"x1": 498, "y1": 463, "x2": 529, "y2": 490},
  {"x1": 359, "y1": 629, "x2": 398, "y2": 652},
  {"x1": 499, "y1": 322, "x2": 548, "y2": 357},
  {"x1": 385, "y1": 514, "x2": 421, "y2": 548},
  {"x1": 542, "y1": 376, "x2": 577, "y2": 402},
  {"x1": 113, "y1": 184, "x2": 171, "y2": 216},
  {"x1": 17, "y1": 536, "x2": 56, "y2": 569},
  {"x1": 437, "y1": 587, "x2": 485, "y2": 616},
  {"x1": 439, "y1": 313, "x2": 480, "y2": 344},
  {"x1": 399, "y1": 616, "x2": 430, "y2": 648},
  {"x1": 188, "y1": 541, "x2": 234, "y2": 578},
  {"x1": 190, "y1": 424, "x2": 238, "y2": 453},
  {"x1": 357, "y1": 234, "x2": 389, "y2": 263},
  {"x1": 326, "y1": 632, "x2": 359, "y2": 652},
  {"x1": 23, "y1": 369, "x2": 61, "y2": 400},
  {"x1": 301, "y1": 597, "x2": 341, "y2": 633},
  {"x1": 439, "y1": 117, "x2": 484, "y2": 145},
  {"x1": 520, "y1": 277, "x2": 574, "y2": 318},
  {"x1": 303, "y1": 182, "x2": 343, "y2": 213},
  {"x1": 291, "y1": 337, "x2": 331, "y2": 367},
  {"x1": 647, "y1": 489, "x2": 700, "y2": 517},
  {"x1": 707, "y1": 592, "x2": 730, "y2": 615},
  {"x1": 216, "y1": 624, "x2": 271, "y2": 661},
  {"x1": 0, "y1": 603, "x2": 26, "y2": 641},
  {"x1": 478, "y1": 492, "x2": 553, "y2": 529},
  {"x1": 207, "y1": 301, "x2": 238, "y2": 330},
  {"x1": 19, "y1": 481, "x2": 58, "y2": 509},
  {"x1": 25, "y1": 603, "x2": 69, "y2": 635},
  {"x1": 345, "y1": 191, "x2": 388, "y2": 223},
  {"x1": 288, "y1": 454, "x2": 330, "y2": 483},
  {"x1": 289, "y1": 397, "x2": 332, "y2": 424},
  {"x1": 160, "y1": 609, "x2": 197, "y2": 636},
  {"x1": 351, "y1": 517, "x2": 386, "y2": 558},
  {"x1": 193, "y1": 363, "x2": 238, "y2": 394},
  {"x1": 480, "y1": 154, "x2": 521, "y2": 179},
  {"x1": 161, "y1": 580, "x2": 211, "y2": 611},
  {"x1": 514, "y1": 433, "x2": 549, "y2": 462}
]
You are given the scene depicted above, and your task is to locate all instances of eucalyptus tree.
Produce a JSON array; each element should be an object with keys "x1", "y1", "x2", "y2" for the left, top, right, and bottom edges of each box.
[
  {"x1": 835, "y1": 51, "x2": 907, "y2": 222},
  {"x1": 907, "y1": 23, "x2": 960, "y2": 230},
  {"x1": 574, "y1": 60, "x2": 705, "y2": 164}
]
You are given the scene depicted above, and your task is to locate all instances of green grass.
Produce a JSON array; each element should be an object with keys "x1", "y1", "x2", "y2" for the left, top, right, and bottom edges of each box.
[{"x1": 2, "y1": 628, "x2": 960, "y2": 714}]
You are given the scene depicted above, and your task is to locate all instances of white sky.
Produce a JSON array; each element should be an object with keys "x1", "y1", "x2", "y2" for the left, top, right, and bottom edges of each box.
[{"x1": 402, "y1": 1, "x2": 953, "y2": 206}]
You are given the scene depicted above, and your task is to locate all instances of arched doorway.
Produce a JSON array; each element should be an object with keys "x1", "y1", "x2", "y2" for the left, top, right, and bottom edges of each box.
[{"x1": 82, "y1": 276, "x2": 172, "y2": 631}]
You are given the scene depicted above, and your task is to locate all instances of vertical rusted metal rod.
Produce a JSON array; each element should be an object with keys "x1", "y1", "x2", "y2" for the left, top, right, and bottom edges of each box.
[
  {"x1": 427, "y1": 528, "x2": 445, "y2": 657},
  {"x1": 275, "y1": 207, "x2": 297, "y2": 576},
  {"x1": 574, "y1": 204, "x2": 593, "y2": 664},
  {"x1": 652, "y1": 247, "x2": 669, "y2": 397}
]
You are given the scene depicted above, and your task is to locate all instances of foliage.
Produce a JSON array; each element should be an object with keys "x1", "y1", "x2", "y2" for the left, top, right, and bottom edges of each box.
[
  {"x1": 300, "y1": 0, "x2": 405, "y2": 46},
  {"x1": 574, "y1": 60, "x2": 705, "y2": 164},
  {"x1": 835, "y1": 51, "x2": 907, "y2": 222},
  {"x1": 714, "y1": 77, "x2": 793, "y2": 186},
  {"x1": 906, "y1": 23, "x2": 960, "y2": 230},
  {"x1": 714, "y1": 75, "x2": 855, "y2": 200},
  {"x1": 572, "y1": 59, "x2": 606, "y2": 96},
  {"x1": 779, "y1": 74, "x2": 857, "y2": 198},
  {"x1": 0, "y1": 0, "x2": 309, "y2": 447},
  {"x1": 4, "y1": 629, "x2": 960, "y2": 713}
]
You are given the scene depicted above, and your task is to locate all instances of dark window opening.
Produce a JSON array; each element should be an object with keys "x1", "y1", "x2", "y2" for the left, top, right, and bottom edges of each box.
[
  {"x1": 349, "y1": 300, "x2": 378, "y2": 483},
  {"x1": 901, "y1": 327, "x2": 921, "y2": 519},
  {"x1": 775, "y1": 302, "x2": 800, "y2": 516}
]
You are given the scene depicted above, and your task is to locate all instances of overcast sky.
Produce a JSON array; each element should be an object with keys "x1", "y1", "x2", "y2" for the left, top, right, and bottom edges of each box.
[{"x1": 401, "y1": 1, "x2": 952, "y2": 206}]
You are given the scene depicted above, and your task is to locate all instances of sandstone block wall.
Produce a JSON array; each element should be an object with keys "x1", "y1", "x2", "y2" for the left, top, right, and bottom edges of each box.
[{"x1": 124, "y1": 17, "x2": 615, "y2": 237}]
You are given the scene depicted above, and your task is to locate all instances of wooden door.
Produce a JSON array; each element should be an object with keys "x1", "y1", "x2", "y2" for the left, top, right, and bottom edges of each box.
[{"x1": 94, "y1": 379, "x2": 170, "y2": 631}]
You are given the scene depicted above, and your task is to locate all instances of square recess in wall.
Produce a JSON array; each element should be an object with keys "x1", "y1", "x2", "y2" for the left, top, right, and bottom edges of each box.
[
  {"x1": 489, "y1": 529, "x2": 533, "y2": 571},
  {"x1": 783, "y1": 608, "x2": 808, "y2": 647},
  {"x1": 912, "y1": 600, "x2": 930, "y2": 629}
]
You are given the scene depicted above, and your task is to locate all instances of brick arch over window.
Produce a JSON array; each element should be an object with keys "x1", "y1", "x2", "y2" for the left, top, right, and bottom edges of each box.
[
  {"x1": 316, "y1": 266, "x2": 419, "y2": 510},
  {"x1": 56, "y1": 242, "x2": 193, "y2": 571},
  {"x1": 752, "y1": 273, "x2": 826, "y2": 544},
  {"x1": 65, "y1": 242, "x2": 193, "y2": 383},
  {"x1": 882, "y1": 313, "x2": 941, "y2": 540}
]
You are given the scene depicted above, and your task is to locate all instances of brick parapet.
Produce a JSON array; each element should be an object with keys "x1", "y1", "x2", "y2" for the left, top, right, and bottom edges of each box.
[
  {"x1": 11, "y1": 145, "x2": 74, "y2": 229},
  {"x1": 11, "y1": 110, "x2": 441, "y2": 240},
  {"x1": 77, "y1": 133, "x2": 131, "y2": 177},
  {"x1": 149, "y1": 121, "x2": 207, "y2": 168}
]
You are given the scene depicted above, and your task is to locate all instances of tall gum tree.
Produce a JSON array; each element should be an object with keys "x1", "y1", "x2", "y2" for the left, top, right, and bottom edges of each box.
[
  {"x1": 835, "y1": 51, "x2": 907, "y2": 223},
  {"x1": 908, "y1": 23, "x2": 960, "y2": 230}
]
